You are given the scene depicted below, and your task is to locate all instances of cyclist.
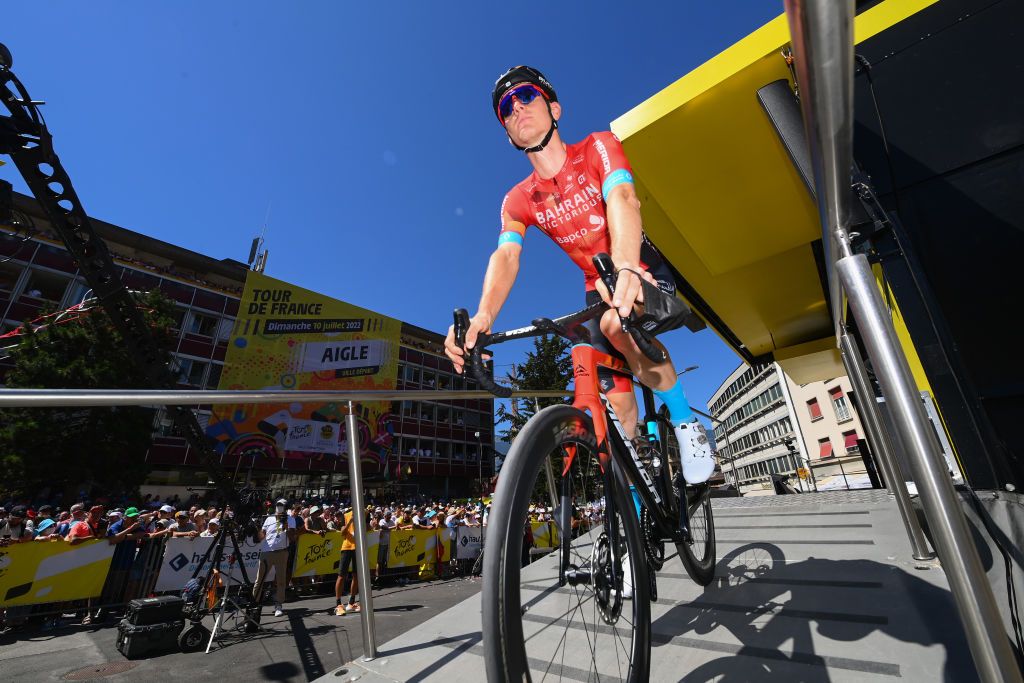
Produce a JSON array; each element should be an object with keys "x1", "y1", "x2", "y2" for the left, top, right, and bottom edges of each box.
[{"x1": 444, "y1": 65, "x2": 715, "y2": 485}]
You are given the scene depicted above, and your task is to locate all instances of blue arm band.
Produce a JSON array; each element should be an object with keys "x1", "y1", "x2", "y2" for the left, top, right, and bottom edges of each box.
[
  {"x1": 602, "y1": 169, "x2": 634, "y2": 200},
  {"x1": 498, "y1": 231, "x2": 524, "y2": 248}
]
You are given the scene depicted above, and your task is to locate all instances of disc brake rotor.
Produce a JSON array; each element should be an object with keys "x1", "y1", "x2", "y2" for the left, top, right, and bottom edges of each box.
[{"x1": 591, "y1": 531, "x2": 623, "y2": 624}]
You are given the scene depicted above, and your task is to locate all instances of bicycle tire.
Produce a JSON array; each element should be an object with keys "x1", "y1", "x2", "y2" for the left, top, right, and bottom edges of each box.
[
  {"x1": 482, "y1": 405, "x2": 651, "y2": 682},
  {"x1": 660, "y1": 409, "x2": 717, "y2": 585}
]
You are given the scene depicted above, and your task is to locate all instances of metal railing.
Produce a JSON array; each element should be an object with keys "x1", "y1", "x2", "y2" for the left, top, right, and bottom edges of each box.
[
  {"x1": 783, "y1": 1, "x2": 1021, "y2": 680},
  {"x1": 0, "y1": 386, "x2": 569, "y2": 661}
]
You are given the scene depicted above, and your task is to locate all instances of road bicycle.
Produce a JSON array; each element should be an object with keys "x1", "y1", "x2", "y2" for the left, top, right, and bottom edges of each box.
[{"x1": 455, "y1": 254, "x2": 716, "y2": 682}]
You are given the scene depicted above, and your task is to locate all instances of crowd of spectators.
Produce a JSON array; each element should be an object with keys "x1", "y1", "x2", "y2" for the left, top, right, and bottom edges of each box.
[
  {"x1": 0, "y1": 492, "x2": 497, "y2": 549},
  {"x1": 0, "y1": 490, "x2": 604, "y2": 633}
]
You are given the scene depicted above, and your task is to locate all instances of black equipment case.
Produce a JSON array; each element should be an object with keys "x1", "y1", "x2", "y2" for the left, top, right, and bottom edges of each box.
[
  {"x1": 125, "y1": 595, "x2": 184, "y2": 625},
  {"x1": 116, "y1": 619, "x2": 184, "y2": 659}
]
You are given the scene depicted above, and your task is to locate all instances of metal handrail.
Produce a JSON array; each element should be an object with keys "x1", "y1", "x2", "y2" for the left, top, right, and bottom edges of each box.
[
  {"x1": 784, "y1": 1, "x2": 1020, "y2": 680},
  {"x1": 0, "y1": 388, "x2": 571, "y2": 407}
]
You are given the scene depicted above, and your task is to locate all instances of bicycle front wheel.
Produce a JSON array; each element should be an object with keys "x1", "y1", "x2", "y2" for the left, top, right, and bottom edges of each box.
[{"x1": 482, "y1": 405, "x2": 651, "y2": 683}]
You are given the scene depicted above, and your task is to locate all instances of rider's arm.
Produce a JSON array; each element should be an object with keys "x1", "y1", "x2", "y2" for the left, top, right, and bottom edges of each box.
[
  {"x1": 590, "y1": 132, "x2": 656, "y2": 316},
  {"x1": 445, "y1": 193, "x2": 527, "y2": 371},
  {"x1": 476, "y1": 231, "x2": 522, "y2": 336},
  {"x1": 605, "y1": 183, "x2": 643, "y2": 273}
]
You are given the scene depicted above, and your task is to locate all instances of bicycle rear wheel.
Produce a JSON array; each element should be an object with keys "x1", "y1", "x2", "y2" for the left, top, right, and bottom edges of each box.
[
  {"x1": 482, "y1": 405, "x2": 650, "y2": 682},
  {"x1": 661, "y1": 411, "x2": 717, "y2": 585}
]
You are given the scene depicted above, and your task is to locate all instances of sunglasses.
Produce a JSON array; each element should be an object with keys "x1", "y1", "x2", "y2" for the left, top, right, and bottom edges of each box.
[{"x1": 498, "y1": 84, "x2": 545, "y2": 122}]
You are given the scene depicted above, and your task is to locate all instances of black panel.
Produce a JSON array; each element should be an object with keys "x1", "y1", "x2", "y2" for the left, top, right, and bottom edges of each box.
[{"x1": 852, "y1": 0, "x2": 1024, "y2": 489}]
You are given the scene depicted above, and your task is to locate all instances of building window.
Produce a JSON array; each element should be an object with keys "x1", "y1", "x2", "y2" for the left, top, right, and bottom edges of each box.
[
  {"x1": 177, "y1": 358, "x2": 207, "y2": 386},
  {"x1": 829, "y1": 386, "x2": 852, "y2": 422},
  {"x1": 22, "y1": 269, "x2": 70, "y2": 302},
  {"x1": 843, "y1": 430, "x2": 860, "y2": 454},
  {"x1": 188, "y1": 312, "x2": 219, "y2": 337},
  {"x1": 206, "y1": 363, "x2": 223, "y2": 389},
  {"x1": 405, "y1": 366, "x2": 420, "y2": 385},
  {"x1": 0, "y1": 262, "x2": 23, "y2": 295},
  {"x1": 807, "y1": 398, "x2": 823, "y2": 421},
  {"x1": 818, "y1": 437, "x2": 833, "y2": 459}
]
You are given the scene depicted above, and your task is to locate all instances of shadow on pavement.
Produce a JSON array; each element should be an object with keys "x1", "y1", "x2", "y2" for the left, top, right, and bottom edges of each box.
[{"x1": 652, "y1": 542, "x2": 978, "y2": 682}]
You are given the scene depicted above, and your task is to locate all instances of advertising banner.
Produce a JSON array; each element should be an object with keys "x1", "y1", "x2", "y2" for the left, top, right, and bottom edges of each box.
[
  {"x1": 292, "y1": 532, "x2": 341, "y2": 577},
  {"x1": 154, "y1": 537, "x2": 266, "y2": 593},
  {"x1": 387, "y1": 529, "x2": 441, "y2": 569},
  {"x1": 0, "y1": 539, "x2": 114, "y2": 607},
  {"x1": 456, "y1": 527, "x2": 483, "y2": 560},
  {"x1": 205, "y1": 271, "x2": 402, "y2": 467},
  {"x1": 530, "y1": 522, "x2": 560, "y2": 549},
  {"x1": 292, "y1": 530, "x2": 381, "y2": 577},
  {"x1": 284, "y1": 419, "x2": 342, "y2": 455}
]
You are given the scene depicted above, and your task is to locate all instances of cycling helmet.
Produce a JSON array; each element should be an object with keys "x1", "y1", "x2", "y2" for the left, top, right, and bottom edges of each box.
[{"x1": 492, "y1": 65, "x2": 559, "y2": 153}]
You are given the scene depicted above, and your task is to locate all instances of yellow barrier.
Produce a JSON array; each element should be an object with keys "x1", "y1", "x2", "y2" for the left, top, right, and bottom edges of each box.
[
  {"x1": 292, "y1": 530, "x2": 382, "y2": 577},
  {"x1": 388, "y1": 529, "x2": 442, "y2": 568},
  {"x1": 0, "y1": 539, "x2": 114, "y2": 607},
  {"x1": 1, "y1": 525, "x2": 448, "y2": 608},
  {"x1": 530, "y1": 522, "x2": 560, "y2": 549}
]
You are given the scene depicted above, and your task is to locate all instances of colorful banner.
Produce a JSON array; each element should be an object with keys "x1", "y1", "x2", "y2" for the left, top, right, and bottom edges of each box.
[
  {"x1": 0, "y1": 539, "x2": 114, "y2": 607},
  {"x1": 387, "y1": 529, "x2": 443, "y2": 568},
  {"x1": 206, "y1": 271, "x2": 402, "y2": 466},
  {"x1": 456, "y1": 527, "x2": 483, "y2": 560},
  {"x1": 154, "y1": 536, "x2": 266, "y2": 593}
]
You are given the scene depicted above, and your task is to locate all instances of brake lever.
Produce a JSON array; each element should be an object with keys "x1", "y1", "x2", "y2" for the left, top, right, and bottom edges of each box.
[{"x1": 593, "y1": 253, "x2": 629, "y2": 333}]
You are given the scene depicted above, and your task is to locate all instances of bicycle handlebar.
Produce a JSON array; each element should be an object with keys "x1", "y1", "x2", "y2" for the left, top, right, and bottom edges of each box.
[
  {"x1": 592, "y1": 253, "x2": 668, "y2": 365},
  {"x1": 454, "y1": 308, "x2": 513, "y2": 398},
  {"x1": 454, "y1": 253, "x2": 667, "y2": 397}
]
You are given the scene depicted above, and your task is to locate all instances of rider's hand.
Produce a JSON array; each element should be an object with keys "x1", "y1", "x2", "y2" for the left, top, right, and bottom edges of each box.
[
  {"x1": 444, "y1": 312, "x2": 493, "y2": 375},
  {"x1": 594, "y1": 265, "x2": 657, "y2": 318}
]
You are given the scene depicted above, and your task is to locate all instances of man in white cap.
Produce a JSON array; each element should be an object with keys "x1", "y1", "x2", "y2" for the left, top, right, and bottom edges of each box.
[
  {"x1": 254, "y1": 498, "x2": 296, "y2": 617},
  {"x1": 200, "y1": 517, "x2": 220, "y2": 538}
]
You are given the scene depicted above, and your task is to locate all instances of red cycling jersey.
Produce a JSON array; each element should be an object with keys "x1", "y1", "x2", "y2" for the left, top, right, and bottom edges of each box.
[{"x1": 498, "y1": 131, "x2": 662, "y2": 290}]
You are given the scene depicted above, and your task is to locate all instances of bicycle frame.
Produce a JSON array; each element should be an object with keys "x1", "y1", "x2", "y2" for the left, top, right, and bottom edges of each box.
[{"x1": 567, "y1": 343, "x2": 708, "y2": 544}]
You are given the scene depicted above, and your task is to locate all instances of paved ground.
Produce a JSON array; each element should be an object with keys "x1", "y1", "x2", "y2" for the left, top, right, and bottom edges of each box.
[
  {"x1": 0, "y1": 576, "x2": 481, "y2": 683},
  {"x1": 326, "y1": 490, "x2": 982, "y2": 682}
]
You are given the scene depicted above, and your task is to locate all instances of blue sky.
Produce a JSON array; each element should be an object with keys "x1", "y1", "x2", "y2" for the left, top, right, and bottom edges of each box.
[{"x1": 1, "y1": 1, "x2": 781, "y2": 418}]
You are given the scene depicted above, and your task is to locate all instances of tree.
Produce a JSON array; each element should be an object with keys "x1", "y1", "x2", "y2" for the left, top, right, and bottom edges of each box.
[
  {"x1": 494, "y1": 334, "x2": 574, "y2": 444},
  {"x1": 0, "y1": 290, "x2": 177, "y2": 501},
  {"x1": 494, "y1": 334, "x2": 574, "y2": 504}
]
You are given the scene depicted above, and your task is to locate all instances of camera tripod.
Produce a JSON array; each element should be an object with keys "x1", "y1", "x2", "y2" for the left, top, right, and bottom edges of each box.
[{"x1": 178, "y1": 518, "x2": 264, "y2": 653}]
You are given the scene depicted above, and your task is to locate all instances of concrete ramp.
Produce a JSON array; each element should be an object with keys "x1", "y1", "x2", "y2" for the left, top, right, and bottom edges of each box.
[{"x1": 323, "y1": 490, "x2": 978, "y2": 682}]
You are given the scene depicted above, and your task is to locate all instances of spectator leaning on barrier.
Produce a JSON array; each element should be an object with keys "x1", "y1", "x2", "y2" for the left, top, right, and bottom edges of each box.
[
  {"x1": 193, "y1": 509, "x2": 208, "y2": 535},
  {"x1": 200, "y1": 517, "x2": 220, "y2": 537},
  {"x1": 254, "y1": 498, "x2": 296, "y2": 618},
  {"x1": 334, "y1": 507, "x2": 361, "y2": 616},
  {"x1": 0, "y1": 506, "x2": 35, "y2": 545},
  {"x1": 306, "y1": 506, "x2": 327, "y2": 534},
  {"x1": 169, "y1": 511, "x2": 198, "y2": 538},
  {"x1": 154, "y1": 504, "x2": 176, "y2": 531},
  {"x1": 32, "y1": 505, "x2": 56, "y2": 537},
  {"x1": 66, "y1": 505, "x2": 105, "y2": 545}
]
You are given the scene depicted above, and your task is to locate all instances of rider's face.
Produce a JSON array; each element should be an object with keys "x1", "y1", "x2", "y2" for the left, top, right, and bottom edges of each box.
[{"x1": 504, "y1": 94, "x2": 560, "y2": 149}]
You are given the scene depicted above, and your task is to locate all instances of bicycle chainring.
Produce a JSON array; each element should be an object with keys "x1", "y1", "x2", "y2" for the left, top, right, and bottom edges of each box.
[{"x1": 640, "y1": 506, "x2": 666, "y2": 571}]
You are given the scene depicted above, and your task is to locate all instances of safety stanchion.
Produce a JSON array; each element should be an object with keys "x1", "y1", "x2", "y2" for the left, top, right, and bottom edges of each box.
[{"x1": 346, "y1": 402, "x2": 378, "y2": 660}]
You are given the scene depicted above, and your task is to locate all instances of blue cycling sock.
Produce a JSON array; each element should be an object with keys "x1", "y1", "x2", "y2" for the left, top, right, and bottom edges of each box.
[{"x1": 653, "y1": 380, "x2": 694, "y2": 424}]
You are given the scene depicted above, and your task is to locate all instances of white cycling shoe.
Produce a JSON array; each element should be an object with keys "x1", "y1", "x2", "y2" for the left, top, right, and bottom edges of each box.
[{"x1": 674, "y1": 419, "x2": 716, "y2": 484}]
